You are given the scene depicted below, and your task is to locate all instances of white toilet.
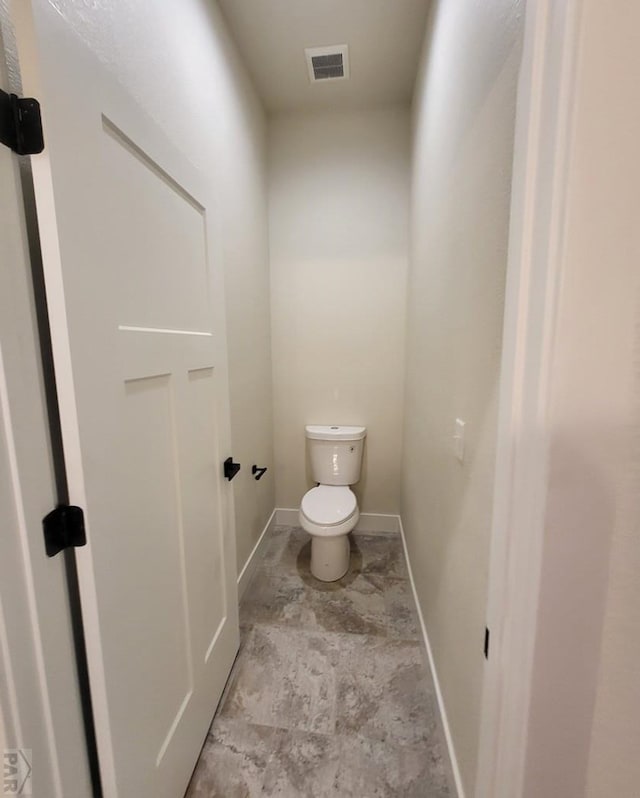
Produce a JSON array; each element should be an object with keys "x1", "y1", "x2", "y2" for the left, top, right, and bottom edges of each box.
[{"x1": 299, "y1": 424, "x2": 366, "y2": 581}]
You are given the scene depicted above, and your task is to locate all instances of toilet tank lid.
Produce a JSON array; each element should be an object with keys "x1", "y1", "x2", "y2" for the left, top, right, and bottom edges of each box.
[{"x1": 305, "y1": 425, "x2": 366, "y2": 441}]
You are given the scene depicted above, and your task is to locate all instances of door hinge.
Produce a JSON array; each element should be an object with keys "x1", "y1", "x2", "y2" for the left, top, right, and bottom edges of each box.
[
  {"x1": 42, "y1": 505, "x2": 87, "y2": 557},
  {"x1": 484, "y1": 626, "x2": 490, "y2": 660},
  {"x1": 0, "y1": 88, "x2": 44, "y2": 155}
]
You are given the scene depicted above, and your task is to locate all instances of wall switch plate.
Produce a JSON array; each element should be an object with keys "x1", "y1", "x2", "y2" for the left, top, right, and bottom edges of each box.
[{"x1": 454, "y1": 418, "x2": 465, "y2": 462}]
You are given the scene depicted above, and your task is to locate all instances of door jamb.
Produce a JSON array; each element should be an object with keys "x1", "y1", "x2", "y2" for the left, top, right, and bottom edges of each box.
[{"x1": 475, "y1": 1, "x2": 583, "y2": 796}]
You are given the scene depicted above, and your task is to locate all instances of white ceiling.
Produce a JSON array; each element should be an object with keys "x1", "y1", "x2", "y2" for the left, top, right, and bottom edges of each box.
[{"x1": 217, "y1": 0, "x2": 431, "y2": 113}]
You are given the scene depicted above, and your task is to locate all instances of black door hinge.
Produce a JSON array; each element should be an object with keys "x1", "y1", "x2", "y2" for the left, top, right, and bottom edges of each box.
[
  {"x1": 484, "y1": 626, "x2": 490, "y2": 660},
  {"x1": 0, "y1": 88, "x2": 44, "y2": 155},
  {"x1": 42, "y1": 505, "x2": 87, "y2": 557}
]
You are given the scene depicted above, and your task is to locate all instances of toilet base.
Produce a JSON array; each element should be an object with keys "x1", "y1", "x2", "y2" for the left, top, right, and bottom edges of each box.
[{"x1": 310, "y1": 534, "x2": 350, "y2": 582}]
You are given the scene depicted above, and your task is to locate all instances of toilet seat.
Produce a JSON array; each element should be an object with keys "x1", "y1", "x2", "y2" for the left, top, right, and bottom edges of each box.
[
  {"x1": 300, "y1": 486, "x2": 358, "y2": 537},
  {"x1": 301, "y1": 485, "x2": 356, "y2": 525}
]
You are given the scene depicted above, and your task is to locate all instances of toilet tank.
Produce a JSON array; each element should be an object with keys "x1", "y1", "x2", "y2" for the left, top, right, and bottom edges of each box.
[{"x1": 305, "y1": 425, "x2": 366, "y2": 486}]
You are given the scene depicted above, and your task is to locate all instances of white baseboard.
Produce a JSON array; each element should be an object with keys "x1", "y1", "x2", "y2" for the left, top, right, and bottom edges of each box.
[
  {"x1": 398, "y1": 515, "x2": 465, "y2": 798},
  {"x1": 237, "y1": 509, "x2": 277, "y2": 600},
  {"x1": 274, "y1": 507, "x2": 399, "y2": 535}
]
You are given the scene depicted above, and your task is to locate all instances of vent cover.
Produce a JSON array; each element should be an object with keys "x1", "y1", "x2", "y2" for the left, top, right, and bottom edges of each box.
[{"x1": 305, "y1": 45, "x2": 350, "y2": 83}]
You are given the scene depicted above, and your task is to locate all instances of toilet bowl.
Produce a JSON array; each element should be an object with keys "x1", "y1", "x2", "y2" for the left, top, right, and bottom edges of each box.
[
  {"x1": 299, "y1": 485, "x2": 360, "y2": 581},
  {"x1": 299, "y1": 425, "x2": 366, "y2": 582}
]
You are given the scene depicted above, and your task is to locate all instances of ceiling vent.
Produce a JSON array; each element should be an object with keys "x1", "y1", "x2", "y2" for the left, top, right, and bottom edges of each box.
[{"x1": 305, "y1": 45, "x2": 350, "y2": 83}]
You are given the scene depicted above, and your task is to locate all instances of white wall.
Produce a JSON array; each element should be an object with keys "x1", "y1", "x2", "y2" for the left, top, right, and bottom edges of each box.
[
  {"x1": 401, "y1": 1, "x2": 523, "y2": 793},
  {"x1": 47, "y1": 0, "x2": 274, "y2": 575},
  {"x1": 269, "y1": 107, "x2": 410, "y2": 513},
  {"x1": 521, "y1": 1, "x2": 640, "y2": 795}
]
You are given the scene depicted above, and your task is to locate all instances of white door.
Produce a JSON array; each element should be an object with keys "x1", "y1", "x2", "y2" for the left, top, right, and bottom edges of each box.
[
  {"x1": 0, "y1": 13, "x2": 92, "y2": 797},
  {"x1": 14, "y1": 3, "x2": 240, "y2": 797}
]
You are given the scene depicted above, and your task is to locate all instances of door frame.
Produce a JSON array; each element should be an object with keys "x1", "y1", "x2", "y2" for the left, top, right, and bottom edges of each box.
[
  {"x1": 2, "y1": 0, "x2": 587, "y2": 795},
  {"x1": 475, "y1": 1, "x2": 583, "y2": 796}
]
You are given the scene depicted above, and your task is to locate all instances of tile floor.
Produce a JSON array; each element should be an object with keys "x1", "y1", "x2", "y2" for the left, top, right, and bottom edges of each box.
[{"x1": 186, "y1": 526, "x2": 455, "y2": 797}]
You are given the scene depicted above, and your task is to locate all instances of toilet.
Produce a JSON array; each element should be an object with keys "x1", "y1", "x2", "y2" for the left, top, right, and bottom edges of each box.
[{"x1": 299, "y1": 424, "x2": 366, "y2": 581}]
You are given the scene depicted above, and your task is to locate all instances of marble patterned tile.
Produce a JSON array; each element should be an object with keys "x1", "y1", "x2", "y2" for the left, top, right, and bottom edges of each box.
[
  {"x1": 260, "y1": 729, "x2": 451, "y2": 798},
  {"x1": 335, "y1": 635, "x2": 438, "y2": 746},
  {"x1": 332, "y1": 734, "x2": 451, "y2": 798},
  {"x1": 261, "y1": 525, "x2": 298, "y2": 568},
  {"x1": 261, "y1": 728, "x2": 341, "y2": 797},
  {"x1": 243, "y1": 528, "x2": 416, "y2": 636},
  {"x1": 380, "y1": 577, "x2": 421, "y2": 640},
  {"x1": 270, "y1": 525, "x2": 310, "y2": 571},
  {"x1": 242, "y1": 566, "x2": 418, "y2": 638},
  {"x1": 188, "y1": 524, "x2": 456, "y2": 797},
  {"x1": 240, "y1": 569, "x2": 311, "y2": 629},
  {"x1": 260, "y1": 527, "x2": 408, "y2": 582},
  {"x1": 309, "y1": 574, "x2": 391, "y2": 636},
  {"x1": 297, "y1": 529, "x2": 407, "y2": 577},
  {"x1": 219, "y1": 625, "x2": 340, "y2": 735},
  {"x1": 355, "y1": 533, "x2": 409, "y2": 579},
  {"x1": 184, "y1": 718, "x2": 275, "y2": 798}
]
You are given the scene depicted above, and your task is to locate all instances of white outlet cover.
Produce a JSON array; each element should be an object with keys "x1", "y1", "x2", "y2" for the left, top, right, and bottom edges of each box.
[{"x1": 454, "y1": 418, "x2": 465, "y2": 462}]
